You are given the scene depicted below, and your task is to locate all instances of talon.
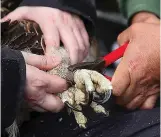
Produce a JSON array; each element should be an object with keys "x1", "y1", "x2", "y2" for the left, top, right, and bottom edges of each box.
[
  {"x1": 64, "y1": 102, "x2": 82, "y2": 112},
  {"x1": 87, "y1": 90, "x2": 93, "y2": 105},
  {"x1": 93, "y1": 88, "x2": 112, "y2": 104}
]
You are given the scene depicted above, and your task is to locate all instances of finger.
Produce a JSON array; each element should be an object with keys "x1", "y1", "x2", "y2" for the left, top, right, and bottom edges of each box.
[
  {"x1": 26, "y1": 64, "x2": 68, "y2": 93},
  {"x1": 115, "y1": 76, "x2": 139, "y2": 105},
  {"x1": 74, "y1": 16, "x2": 90, "y2": 48},
  {"x1": 72, "y1": 26, "x2": 86, "y2": 62},
  {"x1": 117, "y1": 28, "x2": 131, "y2": 46},
  {"x1": 140, "y1": 94, "x2": 159, "y2": 109},
  {"x1": 57, "y1": 24, "x2": 79, "y2": 64},
  {"x1": 125, "y1": 94, "x2": 145, "y2": 110},
  {"x1": 75, "y1": 17, "x2": 90, "y2": 58},
  {"x1": 64, "y1": 14, "x2": 86, "y2": 62},
  {"x1": 111, "y1": 59, "x2": 130, "y2": 96},
  {"x1": 1, "y1": 7, "x2": 27, "y2": 22},
  {"x1": 37, "y1": 21, "x2": 60, "y2": 55},
  {"x1": 45, "y1": 73, "x2": 68, "y2": 93},
  {"x1": 22, "y1": 52, "x2": 61, "y2": 70},
  {"x1": 37, "y1": 93, "x2": 64, "y2": 112}
]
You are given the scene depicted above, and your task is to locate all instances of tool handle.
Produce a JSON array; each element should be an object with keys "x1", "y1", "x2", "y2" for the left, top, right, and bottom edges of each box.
[
  {"x1": 103, "y1": 42, "x2": 128, "y2": 67},
  {"x1": 103, "y1": 42, "x2": 129, "y2": 81}
]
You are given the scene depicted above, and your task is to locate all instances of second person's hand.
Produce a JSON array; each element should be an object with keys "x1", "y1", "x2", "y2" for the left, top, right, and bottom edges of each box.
[
  {"x1": 111, "y1": 22, "x2": 160, "y2": 110},
  {"x1": 2, "y1": 6, "x2": 90, "y2": 64}
]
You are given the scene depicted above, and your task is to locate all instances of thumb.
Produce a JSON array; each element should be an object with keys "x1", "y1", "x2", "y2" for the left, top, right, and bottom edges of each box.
[
  {"x1": 21, "y1": 52, "x2": 61, "y2": 70},
  {"x1": 111, "y1": 59, "x2": 130, "y2": 96},
  {"x1": 1, "y1": 7, "x2": 28, "y2": 22}
]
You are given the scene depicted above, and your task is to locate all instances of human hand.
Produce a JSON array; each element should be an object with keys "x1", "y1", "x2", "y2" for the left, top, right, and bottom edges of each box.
[
  {"x1": 2, "y1": 6, "x2": 90, "y2": 64},
  {"x1": 22, "y1": 52, "x2": 68, "y2": 112},
  {"x1": 112, "y1": 22, "x2": 160, "y2": 110}
]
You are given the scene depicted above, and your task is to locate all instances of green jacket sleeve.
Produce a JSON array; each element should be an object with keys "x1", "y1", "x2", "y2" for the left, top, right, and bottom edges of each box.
[{"x1": 118, "y1": 0, "x2": 160, "y2": 22}]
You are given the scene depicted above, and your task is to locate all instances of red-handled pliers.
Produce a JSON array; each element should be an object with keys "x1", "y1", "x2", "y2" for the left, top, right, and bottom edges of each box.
[
  {"x1": 101, "y1": 42, "x2": 128, "y2": 80},
  {"x1": 68, "y1": 42, "x2": 128, "y2": 79}
]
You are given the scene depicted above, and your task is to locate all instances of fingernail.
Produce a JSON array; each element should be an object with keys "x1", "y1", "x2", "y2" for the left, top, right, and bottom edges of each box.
[{"x1": 0, "y1": 17, "x2": 9, "y2": 23}]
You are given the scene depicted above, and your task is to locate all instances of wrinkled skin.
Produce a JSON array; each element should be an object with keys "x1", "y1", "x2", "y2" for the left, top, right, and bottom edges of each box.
[
  {"x1": 112, "y1": 16, "x2": 160, "y2": 110},
  {"x1": 2, "y1": 17, "x2": 112, "y2": 137}
]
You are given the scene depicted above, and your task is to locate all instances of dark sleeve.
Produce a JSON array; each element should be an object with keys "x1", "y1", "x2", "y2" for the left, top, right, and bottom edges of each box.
[
  {"x1": 20, "y1": 0, "x2": 96, "y2": 37},
  {"x1": 1, "y1": 47, "x2": 26, "y2": 132}
]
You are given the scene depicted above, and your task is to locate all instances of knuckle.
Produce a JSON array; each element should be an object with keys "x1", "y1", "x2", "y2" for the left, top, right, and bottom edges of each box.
[
  {"x1": 62, "y1": 13, "x2": 68, "y2": 24},
  {"x1": 72, "y1": 46, "x2": 79, "y2": 53},
  {"x1": 117, "y1": 33, "x2": 122, "y2": 42},
  {"x1": 79, "y1": 45, "x2": 86, "y2": 52},
  {"x1": 145, "y1": 17, "x2": 154, "y2": 22},
  {"x1": 130, "y1": 23, "x2": 140, "y2": 34},
  {"x1": 127, "y1": 55, "x2": 143, "y2": 74},
  {"x1": 52, "y1": 40, "x2": 58, "y2": 47},
  {"x1": 128, "y1": 59, "x2": 138, "y2": 73},
  {"x1": 61, "y1": 80, "x2": 68, "y2": 90},
  {"x1": 72, "y1": 26, "x2": 79, "y2": 33},
  {"x1": 76, "y1": 17, "x2": 84, "y2": 28},
  {"x1": 53, "y1": 10, "x2": 63, "y2": 22},
  {"x1": 54, "y1": 9, "x2": 62, "y2": 16},
  {"x1": 56, "y1": 80, "x2": 68, "y2": 91},
  {"x1": 144, "y1": 16, "x2": 159, "y2": 23},
  {"x1": 130, "y1": 23, "x2": 137, "y2": 30},
  {"x1": 62, "y1": 12, "x2": 72, "y2": 25},
  {"x1": 112, "y1": 87, "x2": 122, "y2": 96}
]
